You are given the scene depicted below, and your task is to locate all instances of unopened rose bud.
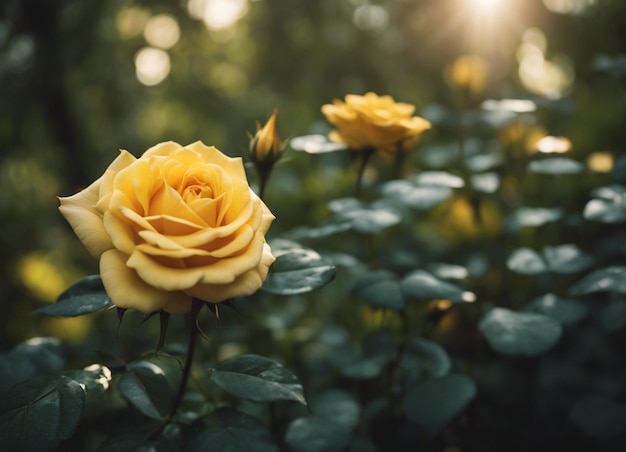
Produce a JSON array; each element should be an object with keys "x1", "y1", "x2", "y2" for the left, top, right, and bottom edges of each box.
[{"x1": 250, "y1": 109, "x2": 284, "y2": 168}]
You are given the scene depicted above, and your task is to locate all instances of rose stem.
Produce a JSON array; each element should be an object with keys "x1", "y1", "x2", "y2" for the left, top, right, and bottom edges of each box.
[
  {"x1": 150, "y1": 301, "x2": 202, "y2": 439},
  {"x1": 355, "y1": 148, "x2": 375, "y2": 198}
]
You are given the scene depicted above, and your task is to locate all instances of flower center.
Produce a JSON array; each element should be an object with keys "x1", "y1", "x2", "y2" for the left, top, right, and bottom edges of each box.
[{"x1": 183, "y1": 183, "x2": 214, "y2": 202}]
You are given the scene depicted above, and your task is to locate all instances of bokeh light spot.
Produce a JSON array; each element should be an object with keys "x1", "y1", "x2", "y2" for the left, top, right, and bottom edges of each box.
[
  {"x1": 187, "y1": 0, "x2": 249, "y2": 31},
  {"x1": 135, "y1": 47, "x2": 171, "y2": 86},
  {"x1": 353, "y1": 5, "x2": 389, "y2": 33},
  {"x1": 144, "y1": 14, "x2": 181, "y2": 49}
]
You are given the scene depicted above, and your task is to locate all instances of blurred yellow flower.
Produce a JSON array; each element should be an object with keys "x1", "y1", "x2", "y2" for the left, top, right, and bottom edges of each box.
[
  {"x1": 321, "y1": 92, "x2": 431, "y2": 155},
  {"x1": 446, "y1": 55, "x2": 488, "y2": 94}
]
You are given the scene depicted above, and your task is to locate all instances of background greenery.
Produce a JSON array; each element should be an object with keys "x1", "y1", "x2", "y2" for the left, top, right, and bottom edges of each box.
[{"x1": 1, "y1": 0, "x2": 626, "y2": 450}]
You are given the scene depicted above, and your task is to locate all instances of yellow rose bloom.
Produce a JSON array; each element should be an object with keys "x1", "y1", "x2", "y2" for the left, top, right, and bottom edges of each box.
[
  {"x1": 446, "y1": 55, "x2": 488, "y2": 94},
  {"x1": 321, "y1": 92, "x2": 431, "y2": 154},
  {"x1": 59, "y1": 141, "x2": 275, "y2": 314}
]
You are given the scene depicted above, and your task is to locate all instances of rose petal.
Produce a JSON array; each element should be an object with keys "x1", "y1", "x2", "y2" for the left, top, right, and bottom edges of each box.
[
  {"x1": 184, "y1": 243, "x2": 275, "y2": 303},
  {"x1": 141, "y1": 141, "x2": 183, "y2": 158},
  {"x1": 58, "y1": 179, "x2": 112, "y2": 258},
  {"x1": 100, "y1": 249, "x2": 192, "y2": 313},
  {"x1": 127, "y1": 233, "x2": 267, "y2": 290}
]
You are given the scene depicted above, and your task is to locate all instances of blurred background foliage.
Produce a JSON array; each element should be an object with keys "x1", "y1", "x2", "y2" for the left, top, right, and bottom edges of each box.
[{"x1": 1, "y1": 0, "x2": 626, "y2": 448}]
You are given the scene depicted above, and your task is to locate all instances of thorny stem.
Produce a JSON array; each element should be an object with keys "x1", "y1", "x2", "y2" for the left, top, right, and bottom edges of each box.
[
  {"x1": 355, "y1": 148, "x2": 375, "y2": 198},
  {"x1": 150, "y1": 302, "x2": 202, "y2": 439},
  {"x1": 386, "y1": 308, "x2": 411, "y2": 416}
]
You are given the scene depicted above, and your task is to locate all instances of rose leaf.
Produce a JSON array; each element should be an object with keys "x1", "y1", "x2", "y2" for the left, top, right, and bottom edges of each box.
[
  {"x1": 400, "y1": 270, "x2": 470, "y2": 303},
  {"x1": 210, "y1": 354, "x2": 306, "y2": 406},
  {"x1": 506, "y1": 248, "x2": 547, "y2": 275},
  {"x1": 0, "y1": 375, "x2": 85, "y2": 452},
  {"x1": 479, "y1": 308, "x2": 562, "y2": 356},
  {"x1": 570, "y1": 266, "x2": 626, "y2": 296},
  {"x1": 117, "y1": 361, "x2": 171, "y2": 420},
  {"x1": 528, "y1": 157, "x2": 585, "y2": 175},
  {"x1": 285, "y1": 417, "x2": 352, "y2": 452},
  {"x1": 0, "y1": 337, "x2": 64, "y2": 396},
  {"x1": 187, "y1": 407, "x2": 279, "y2": 452},
  {"x1": 262, "y1": 244, "x2": 335, "y2": 296},
  {"x1": 36, "y1": 275, "x2": 113, "y2": 317},
  {"x1": 403, "y1": 374, "x2": 477, "y2": 436},
  {"x1": 352, "y1": 270, "x2": 405, "y2": 310}
]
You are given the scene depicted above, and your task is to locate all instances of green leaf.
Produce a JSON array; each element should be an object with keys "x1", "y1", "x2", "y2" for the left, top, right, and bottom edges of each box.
[
  {"x1": 479, "y1": 308, "x2": 562, "y2": 356},
  {"x1": 341, "y1": 205, "x2": 402, "y2": 234},
  {"x1": 352, "y1": 270, "x2": 405, "y2": 310},
  {"x1": 400, "y1": 270, "x2": 472, "y2": 303},
  {"x1": 64, "y1": 364, "x2": 112, "y2": 415},
  {"x1": 117, "y1": 361, "x2": 171, "y2": 420},
  {"x1": 97, "y1": 433, "x2": 179, "y2": 452},
  {"x1": 310, "y1": 390, "x2": 360, "y2": 430},
  {"x1": 508, "y1": 207, "x2": 563, "y2": 229},
  {"x1": 542, "y1": 244, "x2": 594, "y2": 274},
  {"x1": 570, "y1": 266, "x2": 626, "y2": 295},
  {"x1": 382, "y1": 180, "x2": 452, "y2": 210},
  {"x1": 340, "y1": 355, "x2": 390, "y2": 380},
  {"x1": 414, "y1": 171, "x2": 464, "y2": 188},
  {"x1": 471, "y1": 172, "x2": 500, "y2": 194},
  {"x1": 524, "y1": 293, "x2": 587, "y2": 325},
  {"x1": 36, "y1": 275, "x2": 113, "y2": 317},
  {"x1": 600, "y1": 298, "x2": 626, "y2": 332},
  {"x1": 0, "y1": 337, "x2": 65, "y2": 395},
  {"x1": 0, "y1": 375, "x2": 85, "y2": 452},
  {"x1": 506, "y1": 248, "x2": 547, "y2": 274},
  {"x1": 403, "y1": 374, "x2": 476, "y2": 436},
  {"x1": 285, "y1": 417, "x2": 352, "y2": 452},
  {"x1": 583, "y1": 185, "x2": 626, "y2": 223},
  {"x1": 262, "y1": 241, "x2": 335, "y2": 295},
  {"x1": 187, "y1": 407, "x2": 279, "y2": 452},
  {"x1": 528, "y1": 157, "x2": 585, "y2": 174},
  {"x1": 290, "y1": 134, "x2": 348, "y2": 154},
  {"x1": 401, "y1": 338, "x2": 451, "y2": 380},
  {"x1": 570, "y1": 396, "x2": 626, "y2": 439},
  {"x1": 210, "y1": 354, "x2": 306, "y2": 405}
]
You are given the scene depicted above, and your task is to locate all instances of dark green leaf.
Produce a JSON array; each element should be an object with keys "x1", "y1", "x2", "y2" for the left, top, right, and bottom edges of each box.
[
  {"x1": 210, "y1": 354, "x2": 306, "y2": 405},
  {"x1": 118, "y1": 361, "x2": 171, "y2": 420},
  {"x1": 65, "y1": 364, "x2": 112, "y2": 413},
  {"x1": 340, "y1": 355, "x2": 389, "y2": 380},
  {"x1": 290, "y1": 134, "x2": 348, "y2": 154},
  {"x1": 36, "y1": 275, "x2": 113, "y2": 317},
  {"x1": 583, "y1": 185, "x2": 626, "y2": 223},
  {"x1": 507, "y1": 207, "x2": 563, "y2": 229},
  {"x1": 570, "y1": 266, "x2": 626, "y2": 295},
  {"x1": 524, "y1": 293, "x2": 587, "y2": 325},
  {"x1": 352, "y1": 270, "x2": 405, "y2": 310},
  {"x1": 401, "y1": 338, "x2": 451, "y2": 379},
  {"x1": 187, "y1": 407, "x2": 279, "y2": 452},
  {"x1": 471, "y1": 172, "x2": 500, "y2": 194},
  {"x1": 341, "y1": 205, "x2": 402, "y2": 234},
  {"x1": 382, "y1": 180, "x2": 452, "y2": 210},
  {"x1": 600, "y1": 299, "x2": 626, "y2": 332},
  {"x1": 310, "y1": 390, "x2": 360, "y2": 430},
  {"x1": 479, "y1": 308, "x2": 562, "y2": 356},
  {"x1": 403, "y1": 374, "x2": 476, "y2": 436},
  {"x1": 543, "y1": 244, "x2": 594, "y2": 274},
  {"x1": 528, "y1": 157, "x2": 585, "y2": 174},
  {"x1": 414, "y1": 171, "x2": 464, "y2": 188},
  {"x1": 507, "y1": 248, "x2": 547, "y2": 274},
  {"x1": 285, "y1": 417, "x2": 352, "y2": 452},
  {"x1": 262, "y1": 241, "x2": 335, "y2": 295},
  {"x1": 0, "y1": 375, "x2": 85, "y2": 452},
  {"x1": 400, "y1": 270, "x2": 472, "y2": 303},
  {"x1": 97, "y1": 434, "x2": 178, "y2": 452},
  {"x1": 570, "y1": 396, "x2": 626, "y2": 439},
  {"x1": 0, "y1": 337, "x2": 64, "y2": 395}
]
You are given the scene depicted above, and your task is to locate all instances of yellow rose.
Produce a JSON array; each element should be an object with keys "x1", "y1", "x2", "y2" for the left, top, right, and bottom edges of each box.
[
  {"x1": 58, "y1": 141, "x2": 275, "y2": 314},
  {"x1": 446, "y1": 55, "x2": 488, "y2": 94},
  {"x1": 321, "y1": 92, "x2": 431, "y2": 154}
]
